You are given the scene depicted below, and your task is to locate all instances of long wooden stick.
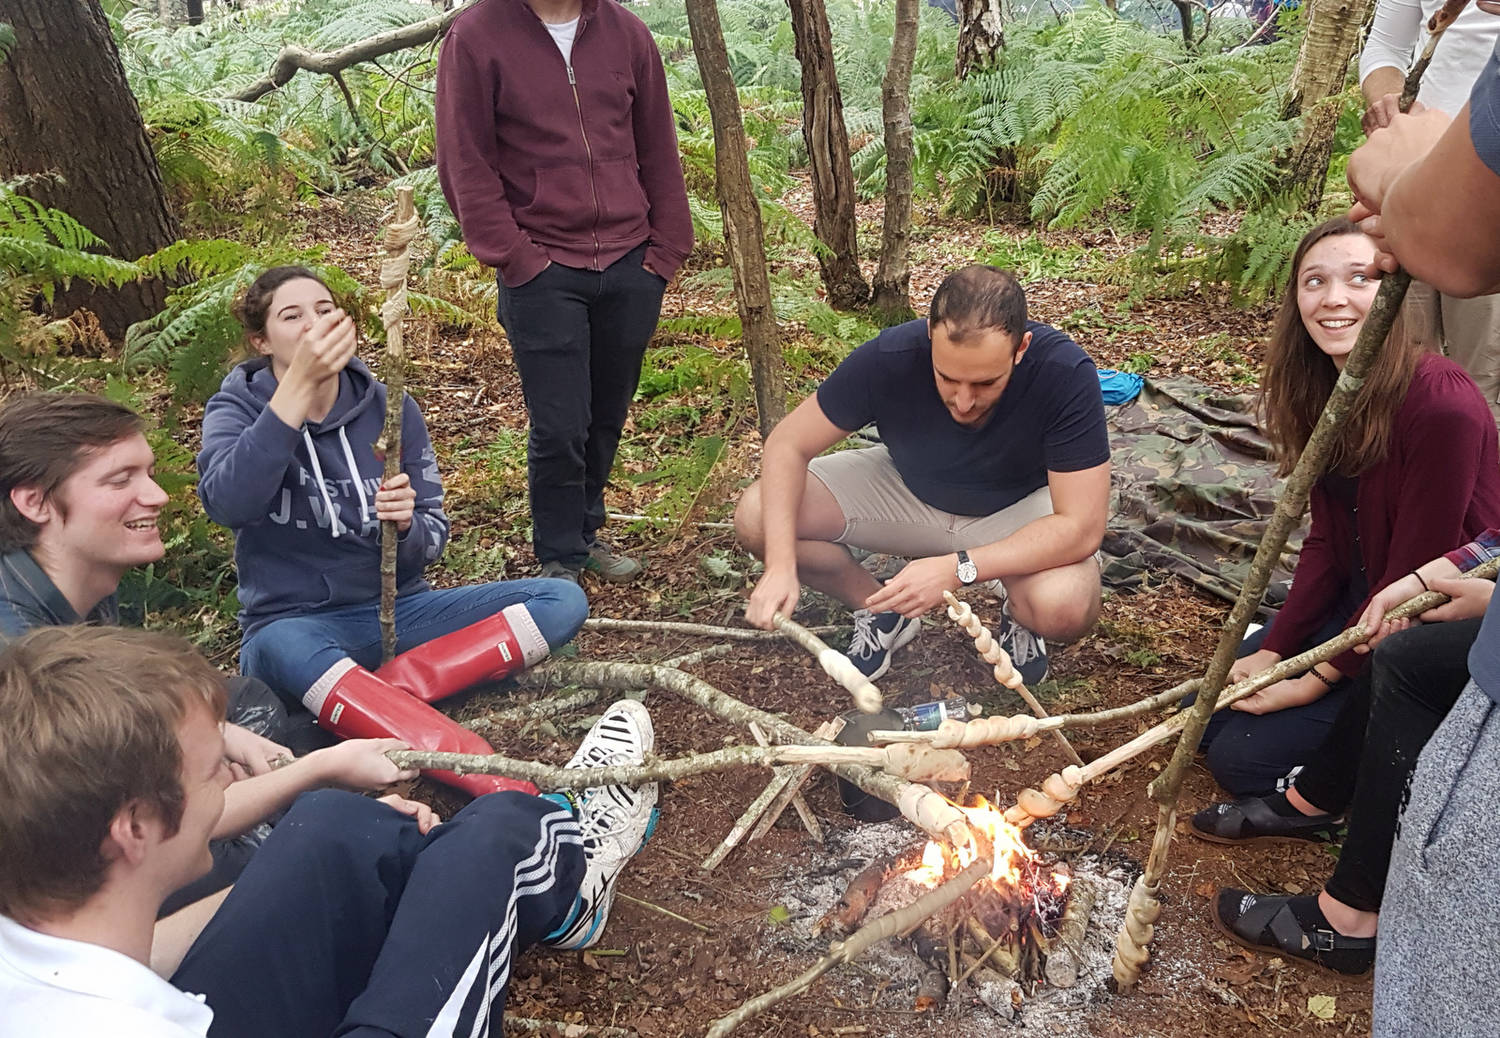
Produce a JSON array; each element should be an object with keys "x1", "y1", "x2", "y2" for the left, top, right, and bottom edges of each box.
[
  {"x1": 1114, "y1": 13, "x2": 1468, "y2": 986},
  {"x1": 388, "y1": 741, "x2": 970, "y2": 787},
  {"x1": 582, "y1": 617, "x2": 837, "y2": 640},
  {"x1": 375, "y1": 186, "x2": 420, "y2": 664},
  {"x1": 513, "y1": 661, "x2": 972, "y2": 847},
  {"x1": 704, "y1": 858, "x2": 992, "y2": 1038},
  {"x1": 997, "y1": 556, "x2": 1500, "y2": 830},
  {"x1": 771, "y1": 611, "x2": 883, "y2": 713}
]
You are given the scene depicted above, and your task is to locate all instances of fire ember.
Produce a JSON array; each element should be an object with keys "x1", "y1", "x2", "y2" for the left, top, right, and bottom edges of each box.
[{"x1": 901, "y1": 796, "x2": 1090, "y2": 992}]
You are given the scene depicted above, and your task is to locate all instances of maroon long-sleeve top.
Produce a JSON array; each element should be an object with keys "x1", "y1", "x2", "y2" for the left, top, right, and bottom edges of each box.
[
  {"x1": 1263, "y1": 353, "x2": 1500, "y2": 676},
  {"x1": 435, "y1": 0, "x2": 693, "y2": 287}
]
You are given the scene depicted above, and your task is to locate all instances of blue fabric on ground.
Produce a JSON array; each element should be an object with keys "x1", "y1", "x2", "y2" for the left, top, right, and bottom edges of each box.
[{"x1": 1097, "y1": 369, "x2": 1144, "y2": 405}]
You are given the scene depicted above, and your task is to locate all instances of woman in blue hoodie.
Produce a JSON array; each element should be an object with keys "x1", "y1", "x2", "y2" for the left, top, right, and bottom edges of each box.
[{"x1": 198, "y1": 266, "x2": 588, "y2": 799}]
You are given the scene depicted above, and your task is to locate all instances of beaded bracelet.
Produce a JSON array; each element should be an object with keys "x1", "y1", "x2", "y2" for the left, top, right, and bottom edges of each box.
[{"x1": 1307, "y1": 667, "x2": 1338, "y2": 688}]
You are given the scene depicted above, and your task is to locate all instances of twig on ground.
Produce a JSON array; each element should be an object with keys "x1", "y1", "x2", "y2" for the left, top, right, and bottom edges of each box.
[
  {"x1": 616, "y1": 892, "x2": 713, "y2": 933},
  {"x1": 584, "y1": 618, "x2": 836, "y2": 640}
]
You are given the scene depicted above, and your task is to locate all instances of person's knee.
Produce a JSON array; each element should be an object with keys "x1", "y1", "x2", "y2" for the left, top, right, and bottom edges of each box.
[
  {"x1": 1204, "y1": 735, "x2": 1260, "y2": 797},
  {"x1": 1014, "y1": 579, "x2": 1101, "y2": 642},
  {"x1": 534, "y1": 581, "x2": 589, "y2": 648},
  {"x1": 734, "y1": 482, "x2": 766, "y2": 556}
]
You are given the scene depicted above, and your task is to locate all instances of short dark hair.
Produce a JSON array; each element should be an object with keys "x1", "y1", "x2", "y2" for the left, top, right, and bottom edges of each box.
[
  {"x1": 0, "y1": 393, "x2": 145, "y2": 552},
  {"x1": 0, "y1": 625, "x2": 227, "y2": 925},
  {"x1": 233, "y1": 265, "x2": 333, "y2": 340},
  {"x1": 929, "y1": 265, "x2": 1028, "y2": 345}
]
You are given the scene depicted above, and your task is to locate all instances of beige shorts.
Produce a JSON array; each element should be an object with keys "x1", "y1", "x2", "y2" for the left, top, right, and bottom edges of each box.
[{"x1": 808, "y1": 446, "x2": 1055, "y2": 558}]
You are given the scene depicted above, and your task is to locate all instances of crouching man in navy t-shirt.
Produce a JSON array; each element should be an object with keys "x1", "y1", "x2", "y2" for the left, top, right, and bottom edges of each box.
[{"x1": 736, "y1": 265, "x2": 1111, "y2": 682}]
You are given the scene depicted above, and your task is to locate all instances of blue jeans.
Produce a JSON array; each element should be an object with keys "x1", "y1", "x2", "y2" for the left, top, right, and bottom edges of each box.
[{"x1": 240, "y1": 579, "x2": 588, "y2": 706}]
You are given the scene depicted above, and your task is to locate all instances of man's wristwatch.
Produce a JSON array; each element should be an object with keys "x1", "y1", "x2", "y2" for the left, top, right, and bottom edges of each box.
[{"x1": 956, "y1": 550, "x2": 978, "y2": 586}]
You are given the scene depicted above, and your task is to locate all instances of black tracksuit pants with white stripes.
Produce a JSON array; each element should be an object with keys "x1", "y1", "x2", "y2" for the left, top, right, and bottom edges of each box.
[{"x1": 172, "y1": 789, "x2": 583, "y2": 1037}]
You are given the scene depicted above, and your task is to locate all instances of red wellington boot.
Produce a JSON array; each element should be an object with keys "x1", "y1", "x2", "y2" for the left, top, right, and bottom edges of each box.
[
  {"x1": 375, "y1": 603, "x2": 552, "y2": 703},
  {"x1": 304, "y1": 658, "x2": 537, "y2": 797}
]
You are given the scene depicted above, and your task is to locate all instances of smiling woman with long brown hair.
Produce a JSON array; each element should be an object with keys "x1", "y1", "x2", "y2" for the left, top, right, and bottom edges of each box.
[{"x1": 1193, "y1": 217, "x2": 1500, "y2": 798}]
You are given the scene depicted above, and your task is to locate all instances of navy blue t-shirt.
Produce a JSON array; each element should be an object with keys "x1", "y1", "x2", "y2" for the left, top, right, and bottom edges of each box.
[
  {"x1": 815, "y1": 319, "x2": 1110, "y2": 517},
  {"x1": 1466, "y1": 43, "x2": 1500, "y2": 706}
]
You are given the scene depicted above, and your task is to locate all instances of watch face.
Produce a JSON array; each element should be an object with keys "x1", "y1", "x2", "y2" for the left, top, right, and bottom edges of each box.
[{"x1": 957, "y1": 559, "x2": 978, "y2": 584}]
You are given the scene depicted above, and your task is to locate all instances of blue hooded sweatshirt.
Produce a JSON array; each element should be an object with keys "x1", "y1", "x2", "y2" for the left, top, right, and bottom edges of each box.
[{"x1": 197, "y1": 357, "x2": 450, "y2": 638}]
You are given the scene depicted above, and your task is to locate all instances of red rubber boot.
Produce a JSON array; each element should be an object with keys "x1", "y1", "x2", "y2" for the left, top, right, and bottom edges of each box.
[
  {"x1": 374, "y1": 603, "x2": 552, "y2": 703},
  {"x1": 304, "y1": 658, "x2": 537, "y2": 797}
]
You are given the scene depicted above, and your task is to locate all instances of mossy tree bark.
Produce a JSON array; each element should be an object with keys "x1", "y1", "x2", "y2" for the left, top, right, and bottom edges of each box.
[
  {"x1": 0, "y1": 0, "x2": 180, "y2": 337},
  {"x1": 787, "y1": 0, "x2": 869, "y2": 309},
  {"x1": 871, "y1": 0, "x2": 919, "y2": 324},
  {"x1": 684, "y1": 0, "x2": 787, "y2": 435}
]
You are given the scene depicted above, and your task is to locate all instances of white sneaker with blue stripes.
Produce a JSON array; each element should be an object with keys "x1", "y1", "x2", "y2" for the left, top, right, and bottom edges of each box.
[{"x1": 544, "y1": 700, "x2": 658, "y2": 951}]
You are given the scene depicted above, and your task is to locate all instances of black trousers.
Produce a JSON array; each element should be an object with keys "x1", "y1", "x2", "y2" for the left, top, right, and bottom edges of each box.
[
  {"x1": 497, "y1": 243, "x2": 667, "y2": 567},
  {"x1": 1291, "y1": 619, "x2": 1480, "y2": 912},
  {"x1": 1198, "y1": 605, "x2": 1356, "y2": 796},
  {"x1": 173, "y1": 790, "x2": 582, "y2": 1038}
]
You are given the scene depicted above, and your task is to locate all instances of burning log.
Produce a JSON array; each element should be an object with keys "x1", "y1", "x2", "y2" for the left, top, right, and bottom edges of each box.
[
  {"x1": 1043, "y1": 876, "x2": 1097, "y2": 989},
  {"x1": 914, "y1": 965, "x2": 949, "y2": 1012},
  {"x1": 812, "y1": 853, "x2": 907, "y2": 937},
  {"x1": 943, "y1": 591, "x2": 1083, "y2": 766},
  {"x1": 705, "y1": 858, "x2": 993, "y2": 1038},
  {"x1": 771, "y1": 610, "x2": 882, "y2": 714}
]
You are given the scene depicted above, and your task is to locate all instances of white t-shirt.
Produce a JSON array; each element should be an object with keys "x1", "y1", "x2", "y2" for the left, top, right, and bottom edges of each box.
[
  {"x1": 0, "y1": 914, "x2": 214, "y2": 1038},
  {"x1": 1360, "y1": 0, "x2": 1500, "y2": 117},
  {"x1": 545, "y1": 16, "x2": 580, "y2": 67}
]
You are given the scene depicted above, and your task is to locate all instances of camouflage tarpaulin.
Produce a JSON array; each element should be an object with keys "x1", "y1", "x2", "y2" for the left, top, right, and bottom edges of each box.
[{"x1": 1103, "y1": 376, "x2": 1301, "y2": 613}]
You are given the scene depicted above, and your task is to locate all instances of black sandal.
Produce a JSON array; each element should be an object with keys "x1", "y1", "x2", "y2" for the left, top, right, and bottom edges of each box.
[
  {"x1": 1191, "y1": 796, "x2": 1341, "y2": 845},
  {"x1": 1212, "y1": 889, "x2": 1375, "y2": 976}
]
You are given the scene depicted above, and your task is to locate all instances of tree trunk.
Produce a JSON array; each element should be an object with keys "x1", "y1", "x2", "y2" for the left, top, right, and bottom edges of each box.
[
  {"x1": 787, "y1": 0, "x2": 869, "y2": 309},
  {"x1": 158, "y1": 0, "x2": 190, "y2": 25},
  {"x1": 957, "y1": 0, "x2": 1005, "y2": 78},
  {"x1": 186, "y1": 0, "x2": 204, "y2": 23},
  {"x1": 0, "y1": 0, "x2": 179, "y2": 337},
  {"x1": 1280, "y1": 0, "x2": 1374, "y2": 206},
  {"x1": 684, "y1": 0, "x2": 787, "y2": 436},
  {"x1": 871, "y1": 0, "x2": 918, "y2": 324}
]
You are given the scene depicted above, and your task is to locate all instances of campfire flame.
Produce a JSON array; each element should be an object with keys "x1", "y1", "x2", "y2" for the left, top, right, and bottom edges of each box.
[{"x1": 904, "y1": 795, "x2": 1070, "y2": 896}]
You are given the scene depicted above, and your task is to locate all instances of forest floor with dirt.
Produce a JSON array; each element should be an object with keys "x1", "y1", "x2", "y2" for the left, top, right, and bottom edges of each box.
[{"x1": 245, "y1": 191, "x2": 1367, "y2": 1037}]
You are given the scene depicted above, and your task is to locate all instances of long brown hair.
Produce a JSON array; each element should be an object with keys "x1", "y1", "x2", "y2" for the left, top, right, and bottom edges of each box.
[{"x1": 1260, "y1": 217, "x2": 1425, "y2": 477}]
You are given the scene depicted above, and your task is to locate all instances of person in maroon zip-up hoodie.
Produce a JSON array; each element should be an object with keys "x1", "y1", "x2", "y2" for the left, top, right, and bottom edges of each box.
[{"x1": 435, "y1": 0, "x2": 692, "y2": 584}]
